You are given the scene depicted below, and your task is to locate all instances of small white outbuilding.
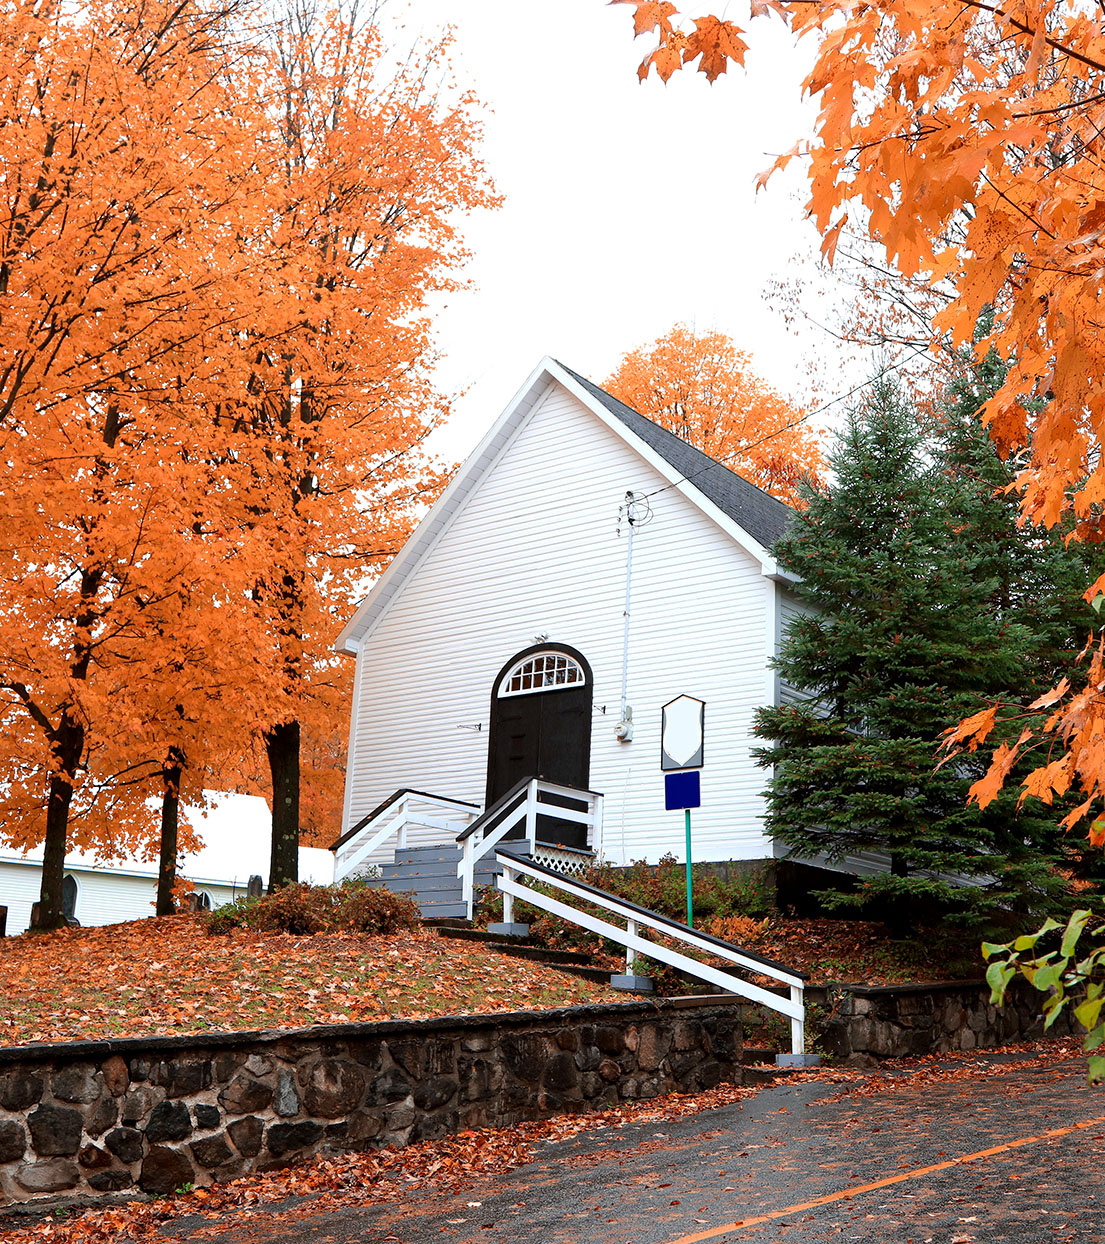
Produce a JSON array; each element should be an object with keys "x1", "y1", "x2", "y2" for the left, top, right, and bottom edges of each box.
[
  {"x1": 0, "y1": 791, "x2": 335, "y2": 936},
  {"x1": 334, "y1": 358, "x2": 806, "y2": 891}
]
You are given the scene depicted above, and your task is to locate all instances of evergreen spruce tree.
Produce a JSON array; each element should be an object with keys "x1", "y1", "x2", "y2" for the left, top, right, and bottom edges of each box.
[
  {"x1": 939, "y1": 352, "x2": 1105, "y2": 889},
  {"x1": 754, "y1": 372, "x2": 1072, "y2": 928}
]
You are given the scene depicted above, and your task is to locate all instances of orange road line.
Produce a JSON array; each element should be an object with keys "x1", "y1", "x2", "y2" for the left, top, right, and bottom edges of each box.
[{"x1": 665, "y1": 1112, "x2": 1105, "y2": 1244}]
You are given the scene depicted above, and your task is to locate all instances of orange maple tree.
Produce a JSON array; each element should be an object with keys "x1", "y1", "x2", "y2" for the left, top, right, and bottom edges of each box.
[
  {"x1": 605, "y1": 323, "x2": 822, "y2": 504},
  {"x1": 613, "y1": 0, "x2": 1105, "y2": 837},
  {"x1": 219, "y1": 5, "x2": 489, "y2": 889},
  {"x1": 0, "y1": 0, "x2": 279, "y2": 928},
  {"x1": 0, "y1": 0, "x2": 492, "y2": 927}
]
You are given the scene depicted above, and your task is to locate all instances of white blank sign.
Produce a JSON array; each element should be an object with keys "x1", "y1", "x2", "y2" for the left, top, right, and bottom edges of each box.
[{"x1": 661, "y1": 695, "x2": 704, "y2": 770}]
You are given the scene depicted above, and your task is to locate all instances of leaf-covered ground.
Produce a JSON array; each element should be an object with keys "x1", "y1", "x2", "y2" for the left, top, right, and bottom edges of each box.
[
  {"x1": 734, "y1": 915, "x2": 984, "y2": 985},
  {"x1": 534, "y1": 912, "x2": 987, "y2": 989},
  {"x1": 0, "y1": 916, "x2": 616, "y2": 1048}
]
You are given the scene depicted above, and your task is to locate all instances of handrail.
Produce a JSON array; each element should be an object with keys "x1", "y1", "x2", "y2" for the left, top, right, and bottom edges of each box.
[
  {"x1": 456, "y1": 777, "x2": 605, "y2": 843},
  {"x1": 509, "y1": 854, "x2": 807, "y2": 982},
  {"x1": 495, "y1": 850, "x2": 807, "y2": 1055},
  {"x1": 455, "y1": 777, "x2": 532, "y2": 843},
  {"x1": 335, "y1": 789, "x2": 479, "y2": 879},
  {"x1": 333, "y1": 788, "x2": 479, "y2": 851},
  {"x1": 455, "y1": 777, "x2": 604, "y2": 918}
]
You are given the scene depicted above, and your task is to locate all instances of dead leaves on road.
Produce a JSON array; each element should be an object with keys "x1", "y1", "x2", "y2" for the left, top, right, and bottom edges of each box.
[{"x1": 6, "y1": 1085, "x2": 756, "y2": 1244}]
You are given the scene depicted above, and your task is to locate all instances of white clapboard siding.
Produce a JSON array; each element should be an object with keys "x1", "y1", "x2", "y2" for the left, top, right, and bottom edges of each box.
[
  {"x1": 0, "y1": 790, "x2": 336, "y2": 936},
  {"x1": 776, "y1": 585, "x2": 816, "y2": 706},
  {"x1": 344, "y1": 383, "x2": 776, "y2": 865},
  {"x1": 0, "y1": 862, "x2": 245, "y2": 936}
]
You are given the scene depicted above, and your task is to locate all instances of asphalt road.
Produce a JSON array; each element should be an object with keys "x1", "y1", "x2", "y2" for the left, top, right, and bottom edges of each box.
[{"x1": 159, "y1": 1055, "x2": 1105, "y2": 1244}]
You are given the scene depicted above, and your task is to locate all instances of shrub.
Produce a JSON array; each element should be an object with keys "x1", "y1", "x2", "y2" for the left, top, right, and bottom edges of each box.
[
  {"x1": 587, "y1": 854, "x2": 775, "y2": 923},
  {"x1": 337, "y1": 877, "x2": 422, "y2": 934},
  {"x1": 705, "y1": 913, "x2": 769, "y2": 945},
  {"x1": 204, "y1": 879, "x2": 420, "y2": 937}
]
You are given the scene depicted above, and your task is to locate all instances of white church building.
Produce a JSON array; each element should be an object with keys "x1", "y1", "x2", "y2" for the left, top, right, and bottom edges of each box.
[{"x1": 333, "y1": 358, "x2": 807, "y2": 894}]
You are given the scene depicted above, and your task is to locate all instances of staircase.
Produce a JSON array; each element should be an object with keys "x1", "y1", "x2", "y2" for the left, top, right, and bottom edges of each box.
[
  {"x1": 435, "y1": 926, "x2": 612, "y2": 984},
  {"x1": 365, "y1": 843, "x2": 501, "y2": 920}
]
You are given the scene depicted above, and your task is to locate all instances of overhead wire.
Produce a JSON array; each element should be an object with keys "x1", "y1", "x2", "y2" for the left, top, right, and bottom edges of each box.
[{"x1": 634, "y1": 343, "x2": 930, "y2": 505}]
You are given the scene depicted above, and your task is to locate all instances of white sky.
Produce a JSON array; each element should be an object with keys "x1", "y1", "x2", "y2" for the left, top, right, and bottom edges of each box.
[{"x1": 383, "y1": 0, "x2": 869, "y2": 462}]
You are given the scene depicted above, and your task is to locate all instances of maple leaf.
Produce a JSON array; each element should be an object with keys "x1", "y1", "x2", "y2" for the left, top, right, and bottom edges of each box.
[
  {"x1": 639, "y1": 32, "x2": 688, "y2": 82},
  {"x1": 1027, "y1": 678, "x2": 1071, "y2": 710},
  {"x1": 685, "y1": 15, "x2": 748, "y2": 81},
  {"x1": 756, "y1": 142, "x2": 802, "y2": 192},
  {"x1": 820, "y1": 213, "x2": 849, "y2": 264},
  {"x1": 617, "y1": 0, "x2": 677, "y2": 37},
  {"x1": 968, "y1": 730, "x2": 1031, "y2": 809},
  {"x1": 941, "y1": 704, "x2": 999, "y2": 752}
]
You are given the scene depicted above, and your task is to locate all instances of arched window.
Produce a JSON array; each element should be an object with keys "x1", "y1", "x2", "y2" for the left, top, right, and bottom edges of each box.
[
  {"x1": 498, "y1": 650, "x2": 586, "y2": 697},
  {"x1": 61, "y1": 875, "x2": 78, "y2": 923},
  {"x1": 194, "y1": 890, "x2": 213, "y2": 911}
]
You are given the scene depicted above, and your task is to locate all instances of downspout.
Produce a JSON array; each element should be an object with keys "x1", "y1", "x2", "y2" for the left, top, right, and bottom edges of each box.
[{"x1": 616, "y1": 491, "x2": 635, "y2": 742}]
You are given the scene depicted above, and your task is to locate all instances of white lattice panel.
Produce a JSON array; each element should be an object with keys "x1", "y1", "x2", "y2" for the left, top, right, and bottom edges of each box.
[{"x1": 532, "y1": 845, "x2": 594, "y2": 877}]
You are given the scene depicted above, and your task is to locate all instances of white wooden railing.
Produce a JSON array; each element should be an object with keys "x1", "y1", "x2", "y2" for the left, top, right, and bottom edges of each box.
[
  {"x1": 335, "y1": 789, "x2": 480, "y2": 880},
  {"x1": 455, "y1": 777, "x2": 604, "y2": 919},
  {"x1": 496, "y1": 852, "x2": 808, "y2": 1056}
]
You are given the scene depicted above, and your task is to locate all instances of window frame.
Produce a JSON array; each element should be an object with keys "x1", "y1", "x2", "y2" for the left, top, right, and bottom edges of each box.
[{"x1": 497, "y1": 650, "x2": 587, "y2": 698}]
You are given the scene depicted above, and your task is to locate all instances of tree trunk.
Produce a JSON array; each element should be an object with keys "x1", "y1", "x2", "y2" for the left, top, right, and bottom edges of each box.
[
  {"x1": 32, "y1": 713, "x2": 84, "y2": 931},
  {"x1": 266, "y1": 719, "x2": 300, "y2": 891},
  {"x1": 34, "y1": 773, "x2": 75, "y2": 930},
  {"x1": 887, "y1": 850, "x2": 911, "y2": 937},
  {"x1": 30, "y1": 410, "x2": 114, "y2": 931},
  {"x1": 156, "y1": 750, "x2": 185, "y2": 916}
]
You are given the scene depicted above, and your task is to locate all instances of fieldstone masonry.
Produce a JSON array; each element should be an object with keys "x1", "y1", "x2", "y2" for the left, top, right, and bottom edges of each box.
[
  {"x1": 0, "y1": 997, "x2": 742, "y2": 1207},
  {"x1": 813, "y1": 977, "x2": 1077, "y2": 1063}
]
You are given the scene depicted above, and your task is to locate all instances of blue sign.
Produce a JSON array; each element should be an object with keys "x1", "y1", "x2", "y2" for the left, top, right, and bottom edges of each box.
[{"x1": 664, "y1": 770, "x2": 701, "y2": 811}]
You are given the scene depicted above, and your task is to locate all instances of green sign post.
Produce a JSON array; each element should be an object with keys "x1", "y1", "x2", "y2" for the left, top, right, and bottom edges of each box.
[
  {"x1": 684, "y1": 809, "x2": 693, "y2": 927},
  {"x1": 661, "y1": 696, "x2": 705, "y2": 929}
]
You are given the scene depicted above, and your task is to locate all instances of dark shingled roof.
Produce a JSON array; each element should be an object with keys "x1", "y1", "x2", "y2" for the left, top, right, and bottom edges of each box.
[{"x1": 557, "y1": 363, "x2": 795, "y2": 551}]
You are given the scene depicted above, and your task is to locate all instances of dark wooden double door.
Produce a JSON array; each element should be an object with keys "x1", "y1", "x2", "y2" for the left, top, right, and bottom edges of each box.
[{"x1": 485, "y1": 652, "x2": 592, "y2": 850}]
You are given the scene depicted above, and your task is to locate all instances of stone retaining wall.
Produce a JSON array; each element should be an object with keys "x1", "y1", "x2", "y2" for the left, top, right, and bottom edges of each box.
[
  {"x1": 813, "y1": 977, "x2": 1076, "y2": 1063},
  {"x1": 0, "y1": 997, "x2": 742, "y2": 1207}
]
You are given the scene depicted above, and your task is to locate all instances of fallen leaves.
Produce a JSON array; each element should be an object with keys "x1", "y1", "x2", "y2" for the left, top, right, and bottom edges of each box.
[
  {"x1": 0, "y1": 915, "x2": 616, "y2": 1047},
  {"x1": 2, "y1": 1083, "x2": 755, "y2": 1244},
  {"x1": 817, "y1": 1034, "x2": 1089, "y2": 1101},
  {"x1": 706, "y1": 914, "x2": 980, "y2": 987}
]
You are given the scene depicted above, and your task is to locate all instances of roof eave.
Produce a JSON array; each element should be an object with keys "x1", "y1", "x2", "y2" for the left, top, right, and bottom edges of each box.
[
  {"x1": 334, "y1": 359, "x2": 561, "y2": 653},
  {"x1": 544, "y1": 360, "x2": 781, "y2": 576}
]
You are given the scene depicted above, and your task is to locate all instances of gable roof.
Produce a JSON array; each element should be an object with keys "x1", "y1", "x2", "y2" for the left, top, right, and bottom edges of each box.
[
  {"x1": 557, "y1": 364, "x2": 794, "y2": 552},
  {"x1": 335, "y1": 357, "x2": 796, "y2": 655}
]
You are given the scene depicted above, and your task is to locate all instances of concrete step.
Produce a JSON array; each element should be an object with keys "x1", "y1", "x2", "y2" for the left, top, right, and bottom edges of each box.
[
  {"x1": 435, "y1": 927, "x2": 609, "y2": 984},
  {"x1": 436, "y1": 927, "x2": 534, "y2": 946},
  {"x1": 394, "y1": 845, "x2": 463, "y2": 864},
  {"x1": 741, "y1": 1064, "x2": 792, "y2": 1086},
  {"x1": 377, "y1": 865, "x2": 500, "y2": 887},
  {"x1": 380, "y1": 876, "x2": 464, "y2": 896},
  {"x1": 378, "y1": 861, "x2": 460, "y2": 880},
  {"x1": 554, "y1": 963, "x2": 615, "y2": 984},
  {"x1": 418, "y1": 900, "x2": 469, "y2": 919},
  {"x1": 741, "y1": 1046, "x2": 779, "y2": 1065},
  {"x1": 437, "y1": 929, "x2": 592, "y2": 966}
]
